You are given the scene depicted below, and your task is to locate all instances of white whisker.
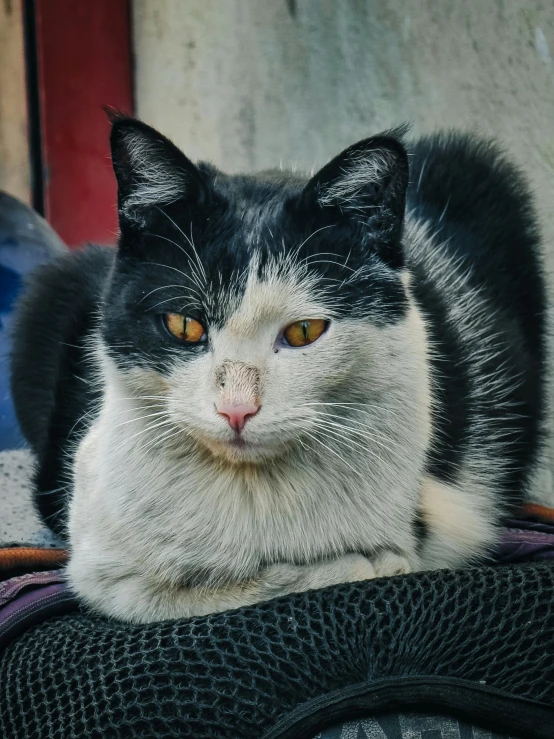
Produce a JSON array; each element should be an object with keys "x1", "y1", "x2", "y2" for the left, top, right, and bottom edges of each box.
[
  {"x1": 156, "y1": 208, "x2": 208, "y2": 283},
  {"x1": 302, "y1": 431, "x2": 366, "y2": 481},
  {"x1": 309, "y1": 421, "x2": 397, "y2": 478},
  {"x1": 112, "y1": 411, "x2": 170, "y2": 430},
  {"x1": 148, "y1": 231, "x2": 206, "y2": 289},
  {"x1": 137, "y1": 283, "x2": 204, "y2": 306}
]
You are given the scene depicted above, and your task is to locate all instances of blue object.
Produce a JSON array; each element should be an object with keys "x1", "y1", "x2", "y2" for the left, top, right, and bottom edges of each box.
[{"x1": 0, "y1": 192, "x2": 67, "y2": 450}]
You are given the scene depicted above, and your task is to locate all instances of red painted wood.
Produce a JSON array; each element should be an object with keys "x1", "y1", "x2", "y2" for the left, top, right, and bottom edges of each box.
[{"x1": 35, "y1": 0, "x2": 133, "y2": 248}]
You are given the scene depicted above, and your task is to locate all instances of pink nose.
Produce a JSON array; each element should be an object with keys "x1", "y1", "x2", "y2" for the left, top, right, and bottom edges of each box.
[{"x1": 216, "y1": 402, "x2": 260, "y2": 432}]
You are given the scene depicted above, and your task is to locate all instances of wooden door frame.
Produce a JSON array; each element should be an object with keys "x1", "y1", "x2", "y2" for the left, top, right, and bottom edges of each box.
[{"x1": 31, "y1": 0, "x2": 134, "y2": 248}]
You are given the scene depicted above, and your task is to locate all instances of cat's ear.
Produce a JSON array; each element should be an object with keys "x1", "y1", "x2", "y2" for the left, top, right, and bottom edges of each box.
[
  {"x1": 301, "y1": 129, "x2": 409, "y2": 268},
  {"x1": 110, "y1": 116, "x2": 207, "y2": 228}
]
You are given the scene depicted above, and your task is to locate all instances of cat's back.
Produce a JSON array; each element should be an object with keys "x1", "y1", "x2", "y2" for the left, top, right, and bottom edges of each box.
[
  {"x1": 405, "y1": 132, "x2": 545, "y2": 356},
  {"x1": 405, "y1": 132, "x2": 547, "y2": 504},
  {"x1": 10, "y1": 245, "x2": 114, "y2": 455}
]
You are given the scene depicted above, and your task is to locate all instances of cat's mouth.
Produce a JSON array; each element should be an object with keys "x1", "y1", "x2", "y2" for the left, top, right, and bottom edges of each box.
[
  {"x1": 222, "y1": 436, "x2": 256, "y2": 455},
  {"x1": 228, "y1": 436, "x2": 248, "y2": 447},
  {"x1": 198, "y1": 433, "x2": 281, "y2": 464}
]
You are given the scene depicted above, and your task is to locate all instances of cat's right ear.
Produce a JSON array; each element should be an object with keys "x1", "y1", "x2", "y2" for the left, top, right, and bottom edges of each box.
[
  {"x1": 297, "y1": 129, "x2": 409, "y2": 269},
  {"x1": 109, "y1": 115, "x2": 207, "y2": 229}
]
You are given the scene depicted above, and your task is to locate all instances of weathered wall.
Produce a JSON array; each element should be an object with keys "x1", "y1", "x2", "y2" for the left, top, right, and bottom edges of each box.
[
  {"x1": 133, "y1": 1, "x2": 554, "y2": 240},
  {"x1": 0, "y1": 0, "x2": 30, "y2": 203}
]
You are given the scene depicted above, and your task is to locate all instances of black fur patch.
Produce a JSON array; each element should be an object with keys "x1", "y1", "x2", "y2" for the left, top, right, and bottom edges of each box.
[
  {"x1": 407, "y1": 133, "x2": 546, "y2": 503},
  {"x1": 10, "y1": 247, "x2": 113, "y2": 533}
]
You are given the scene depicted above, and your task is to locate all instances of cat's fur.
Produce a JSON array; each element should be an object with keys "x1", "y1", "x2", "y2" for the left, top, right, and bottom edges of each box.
[{"x1": 10, "y1": 118, "x2": 547, "y2": 623}]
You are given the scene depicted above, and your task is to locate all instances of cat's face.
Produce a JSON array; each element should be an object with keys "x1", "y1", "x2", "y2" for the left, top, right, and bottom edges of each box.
[{"x1": 101, "y1": 117, "x2": 410, "y2": 465}]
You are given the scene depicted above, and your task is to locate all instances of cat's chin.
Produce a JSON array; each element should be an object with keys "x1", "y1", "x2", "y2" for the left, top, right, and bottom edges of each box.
[{"x1": 199, "y1": 436, "x2": 283, "y2": 465}]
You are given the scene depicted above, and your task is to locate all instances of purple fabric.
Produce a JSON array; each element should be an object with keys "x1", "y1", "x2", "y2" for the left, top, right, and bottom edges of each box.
[
  {"x1": 0, "y1": 569, "x2": 65, "y2": 605},
  {"x1": 0, "y1": 570, "x2": 78, "y2": 650},
  {"x1": 495, "y1": 517, "x2": 554, "y2": 562}
]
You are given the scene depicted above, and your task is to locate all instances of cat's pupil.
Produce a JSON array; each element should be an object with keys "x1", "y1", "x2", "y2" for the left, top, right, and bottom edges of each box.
[{"x1": 302, "y1": 321, "x2": 309, "y2": 339}]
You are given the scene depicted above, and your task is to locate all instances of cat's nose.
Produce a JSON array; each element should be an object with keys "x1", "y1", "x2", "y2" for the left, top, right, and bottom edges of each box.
[{"x1": 216, "y1": 402, "x2": 260, "y2": 432}]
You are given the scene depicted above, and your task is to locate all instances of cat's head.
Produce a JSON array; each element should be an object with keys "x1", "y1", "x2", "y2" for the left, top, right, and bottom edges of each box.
[{"x1": 101, "y1": 117, "x2": 419, "y2": 466}]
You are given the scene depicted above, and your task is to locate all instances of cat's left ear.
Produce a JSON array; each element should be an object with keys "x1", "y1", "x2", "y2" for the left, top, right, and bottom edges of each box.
[
  {"x1": 110, "y1": 115, "x2": 208, "y2": 228},
  {"x1": 301, "y1": 129, "x2": 409, "y2": 268}
]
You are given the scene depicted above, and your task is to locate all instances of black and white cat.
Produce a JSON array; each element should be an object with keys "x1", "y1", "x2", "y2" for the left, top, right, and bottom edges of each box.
[{"x1": 10, "y1": 117, "x2": 548, "y2": 622}]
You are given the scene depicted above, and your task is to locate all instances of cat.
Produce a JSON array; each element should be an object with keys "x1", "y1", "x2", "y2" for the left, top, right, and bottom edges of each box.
[{"x1": 10, "y1": 116, "x2": 547, "y2": 623}]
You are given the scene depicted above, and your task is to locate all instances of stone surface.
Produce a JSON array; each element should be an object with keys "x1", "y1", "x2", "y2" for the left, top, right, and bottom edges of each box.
[{"x1": 0, "y1": 450, "x2": 60, "y2": 546}]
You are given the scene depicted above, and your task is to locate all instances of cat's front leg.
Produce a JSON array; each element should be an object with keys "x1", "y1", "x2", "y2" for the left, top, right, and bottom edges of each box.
[
  {"x1": 255, "y1": 552, "x2": 378, "y2": 601},
  {"x1": 84, "y1": 554, "x2": 379, "y2": 622},
  {"x1": 193, "y1": 550, "x2": 414, "y2": 616},
  {"x1": 71, "y1": 550, "x2": 413, "y2": 623},
  {"x1": 253, "y1": 550, "x2": 413, "y2": 602}
]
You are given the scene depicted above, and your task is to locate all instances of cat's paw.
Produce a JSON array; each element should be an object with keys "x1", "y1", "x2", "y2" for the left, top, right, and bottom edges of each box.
[
  {"x1": 371, "y1": 550, "x2": 412, "y2": 578},
  {"x1": 299, "y1": 553, "x2": 377, "y2": 590},
  {"x1": 262, "y1": 553, "x2": 376, "y2": 594},
  {"x1": 337, "y1": 553, "x2": 377, "y2": 582}
]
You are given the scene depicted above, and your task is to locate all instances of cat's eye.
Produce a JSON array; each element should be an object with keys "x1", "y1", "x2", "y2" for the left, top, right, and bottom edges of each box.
[
  {"x1": 283, "y1": 319, "x2": 328, "y2": 347},
  {"x1": 163, "y1": 313, "x2": 206, "y2": 343}
]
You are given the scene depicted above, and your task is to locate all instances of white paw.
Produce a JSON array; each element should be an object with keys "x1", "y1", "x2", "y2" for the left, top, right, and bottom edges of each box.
[
  {"x1": 372, "y1": 551, "x2": 412, "y2": 578},
  {"x1": 339, "y1": 553, "x2": 377, "y2": 582}
]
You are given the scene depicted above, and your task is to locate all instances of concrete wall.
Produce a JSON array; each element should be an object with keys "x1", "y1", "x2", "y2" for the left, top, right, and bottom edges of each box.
[{"x1": 133, "y1": 1, "x2": 554, "y2": 241}]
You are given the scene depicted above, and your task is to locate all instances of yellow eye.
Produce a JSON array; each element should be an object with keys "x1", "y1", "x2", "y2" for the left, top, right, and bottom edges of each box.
[
  {"x1": 283, "y1": 319, "x2": 328, "y2": 347},
  {"x1": 163, "y1": 314, "x2": 206, "y2": 343}
]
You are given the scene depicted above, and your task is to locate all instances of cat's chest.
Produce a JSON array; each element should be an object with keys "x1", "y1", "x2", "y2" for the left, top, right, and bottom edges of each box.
[
  {"x1": 114, "y1": 456, "x2": 386, "y2": 559},
  {"x1": 71, "y1": 411, "x2": 418, "y2": 589},
  {"x1": 75, "y1": 430, "x2": 404, "y2": 575}
]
